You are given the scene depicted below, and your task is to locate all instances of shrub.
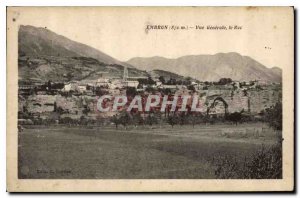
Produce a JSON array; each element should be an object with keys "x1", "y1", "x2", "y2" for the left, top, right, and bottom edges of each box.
[
  {"x1": 226, "y1": 112, "x2": 242, "y2": 125},
  {"x1": 263, "y1": 102, "x2": 282, "y2": 130},
  {"x1": 243, "y1": 143, "x2": 282, "y2": 179},
  {"x1": 59, "y1": 117, "x2": 74, "y2": 124},
  {"x1": 167, "y1": 115, "x2": 178, "y2": 128},
  {"x1": 212, "y1": 142, "x2": 282, "y2": 179}
]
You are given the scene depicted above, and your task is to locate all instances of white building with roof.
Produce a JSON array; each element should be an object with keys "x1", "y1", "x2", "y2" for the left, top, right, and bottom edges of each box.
[
  {"x1": 96, "y1": 78, "x2": 110, "y2": 87},
  {"x1": 124, "y1": 80, "x2": 139, "y2": 88}
]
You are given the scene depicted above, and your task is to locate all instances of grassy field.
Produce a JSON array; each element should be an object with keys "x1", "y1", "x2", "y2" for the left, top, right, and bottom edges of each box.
[{"x1": 18, "y1": 123, "x2": 280, "y2": 179}]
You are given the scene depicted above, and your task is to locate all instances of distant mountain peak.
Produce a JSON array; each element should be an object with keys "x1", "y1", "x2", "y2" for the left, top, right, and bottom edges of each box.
[{"x1": 126, "y1": 53, "x2": 282, "y2": 82}]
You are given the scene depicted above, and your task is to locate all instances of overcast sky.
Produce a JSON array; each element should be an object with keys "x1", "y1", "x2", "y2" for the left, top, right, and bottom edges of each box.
[{"x1": 9, "y1": 7, "x2": 293, "y2": 69}]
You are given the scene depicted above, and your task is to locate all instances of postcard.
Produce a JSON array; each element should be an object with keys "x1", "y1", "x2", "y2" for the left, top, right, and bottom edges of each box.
[{"x1": 7, "y1": 6, "x2": 294, "y2": 192}]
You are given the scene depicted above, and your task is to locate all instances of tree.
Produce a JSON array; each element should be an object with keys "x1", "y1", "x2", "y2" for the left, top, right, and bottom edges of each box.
[
  {"x1": 146, "y1": 113, "x2": 157, "y2": 126},
  {"x1": 132, "y1": 113, "x2": 144, "y2": 127},
  {"x1": 95, "y1": 87, "x2": 109, "y2": 96},
  {"x1": 59, "y1": 117, "x2": 74, "y2": 125},
  {"x1": 190, "y1": 114, "x2": 197, "y2": 128},
  {"x1": 82, "y1": 106, "x2": 90, "y2": 115},
  {"x1": 158, "y1": 76, "x2": 165, "y2": 84},
  {"x1": 145, "y1": 86, "x2": 155, "y2": 93},
  {"x1": 111, "y1": 115, "x2": 120, "y2": 129},
  {"x1": 187, "y1": 85, "x2": 196, "y2": 92},
  {"x1": 179, "y1": 112, "x2": 188, "y2": 126},
  {"x1": 53, "y1": 102, "x2": 57, "y2": 112},
  {"x1": 161, "y1": 88, "x2": 172, "y2": 95},
  {"x1": 47, "y1": 80, "x2": 52, "y2": 91},
  {"x1": 218, "y1": 78, "x2": 232, "y2": 85},
  {"x1": 190, "y1": 113, "x2": 203, "y2": 128},
  {"x1": 166, "y1": 78, "x2": 177, "y2": 85},
  {"x1": 168, "y1": 114, "x2": 178, "y2": 128},
  {"x1": 80, "y1": 115, "x2": 88, "y2": 125},
  {"x1": 66, "y1": 73, "x2": 73, "y2": 81},
  {"x1": 183, "y1": 76, "x2": 192, "y2": 85},
  {"x1": 147, "y1": 76, "x2": 156, "y2": 85},
  {"x1": 126, "y1": 87, "x2": 138, "y2": 97},
  {"x1": 118, "y1": 112, "x2": 131, "y2": 129},
  {"x1": 263, "y1": 102, "x2": 282, "y2": 130},
  {"x1": 227, "y1": 112, "x2": 242, "y2": 125}
]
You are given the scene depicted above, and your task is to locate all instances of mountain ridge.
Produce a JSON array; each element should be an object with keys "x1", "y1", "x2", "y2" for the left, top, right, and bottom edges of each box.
[
  {"x1": 18, "y1": 25, "x2": 282, "y2": 83},
  {"x1": 18, "y1": 25, "x2": 145, "y2": 82},
  {"x1": 19, "y1": 25, "x2": 133, "y2": 68},
  {"x1": 126, "y1": 53, "x2": 282, "y2": 82}
]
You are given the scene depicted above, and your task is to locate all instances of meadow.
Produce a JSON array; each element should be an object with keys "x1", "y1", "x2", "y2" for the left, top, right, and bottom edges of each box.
[{"x1": 18, "y1": 123, "x2": 281, "y2": 179}]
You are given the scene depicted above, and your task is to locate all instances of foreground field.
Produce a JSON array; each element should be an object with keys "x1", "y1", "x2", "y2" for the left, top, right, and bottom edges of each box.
[{"x1": 18, "y1": 123, "x2": 280, "y2": 179}]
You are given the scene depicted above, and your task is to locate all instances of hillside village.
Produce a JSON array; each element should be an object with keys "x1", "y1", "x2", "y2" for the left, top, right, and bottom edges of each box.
[
  {"x1": 18, "y1": 64, "x2": 282, "y2": 126},
  {"x1": 17, "y1": 25, "x2": 282, "y2": 127}
]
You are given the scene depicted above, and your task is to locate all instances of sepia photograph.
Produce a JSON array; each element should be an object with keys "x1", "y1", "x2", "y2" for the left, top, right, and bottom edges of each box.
[{"x1": 6, "y1": 6, "x2": 294, "y2": 192}]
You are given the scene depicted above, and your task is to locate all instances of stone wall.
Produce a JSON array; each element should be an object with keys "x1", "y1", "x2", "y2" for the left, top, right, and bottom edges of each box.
[
  {"x1": 204, "y1": 86, "x2": 282, "y2": 114},
  {"x1": 20, "y1": 85, "x2": 282, "y2": 118}
]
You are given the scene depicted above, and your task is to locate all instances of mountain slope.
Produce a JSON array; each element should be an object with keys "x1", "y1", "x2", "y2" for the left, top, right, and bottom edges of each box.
[
  {"x1": 19, "y1": 25, "x2": 133, "y2": 67},
  {"x1": 127, "y1": 53, "x2": 282, "y2": 82},
  {"x1": 18, "y1": 25, "x2": 146, "y2": 82},
  {"x1": 148, "y1": 69, "x2": 186, "y2": 81}
]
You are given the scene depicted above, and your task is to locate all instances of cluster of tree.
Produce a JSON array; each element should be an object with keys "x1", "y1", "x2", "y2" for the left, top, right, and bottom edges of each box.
[
  {"x1": 145, "y1": 86, "x2": 156, "y2": 93},
  {"x1": 110, "y1": 112, "x2": 160, "y2": 129},
  {"x1": 158, "y1": 76, "x2": 166, "y2": 84},
  {"x1": 163, "y1": 77, "x2": 192, "y2": 86},
  {"x1": 203, "y1": 78, "x2": 233, "y2": 86},
  {"x1": 217, "y1": 78, "x2": 233, "y2": 85},
  {"x1": 137, "y1": 77, "x2": 156, "y2": 86},
  {"x1": 53, "y1": 107, "x2": 248, "y2": 128},
  {"x1": 131, "y1": 85, "x2": 174, "y2": 95},
  {"x1": 110, "y1": 113, "x2": 131, "y2": 129},
  {"x1": 94, "y1": 87, "x2": 109, "y2": 96},
  {"x1": 56, "y1": 116, "x2": 96, "y2": 125},
  {"x1": 18, "y1": 110, "x2": 32, "y2": 120},
  {"x1": 187, "y1": 85, "x2": 196, "y2": 92},
  {"x1": 226, "y1": 112, "x2": 243, "y2": 125},
  {"x1": 261, "y1": 102, "x2": 282, "y2": 130},
  {"x1": 31, "y1": 115, "x2": 102, "y2": 126},
  {"x1": 126, "y1": 87, "x2": 138, "y2": 96},
  {"x1": 159, "y1": 88, "x2": 172, "y2": 95},
  {"x1": 44, "y1": 80, "x2": 65, "y2": 91},
  {"x1": 21, "y1": 107, "x2": 266, "y2": 128},
  {"x1": 167, "y1": 112, "x2": 246, "y2": 128},
  {"x1": 23, "y1": 81, "x2": 65, "y2": 96}
]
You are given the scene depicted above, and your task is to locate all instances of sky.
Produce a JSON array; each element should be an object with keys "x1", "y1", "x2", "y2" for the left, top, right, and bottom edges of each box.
[{"x1": 8, "y1": 7, "x2": 294, "y2": 69}]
